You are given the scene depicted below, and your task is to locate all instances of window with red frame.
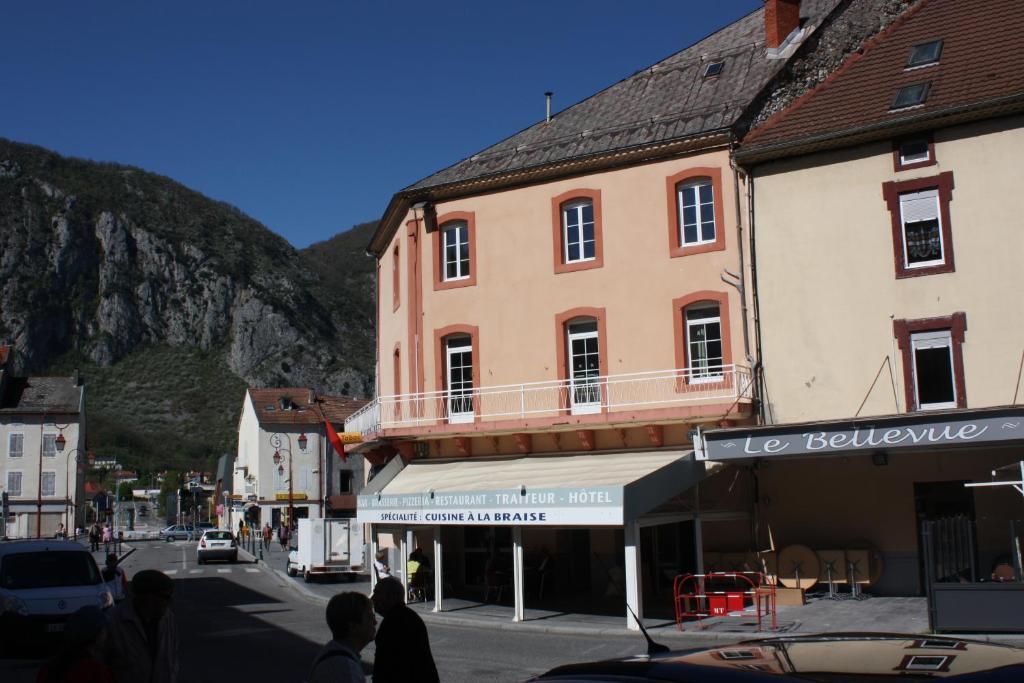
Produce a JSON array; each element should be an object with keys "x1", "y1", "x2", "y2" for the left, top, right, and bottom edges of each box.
[
  {"x1": 894, "y1": 313, "x2": 966, "y2": 411},
  {"x1": 883, "y1": 172, "x2": 955, "y2": 278}
]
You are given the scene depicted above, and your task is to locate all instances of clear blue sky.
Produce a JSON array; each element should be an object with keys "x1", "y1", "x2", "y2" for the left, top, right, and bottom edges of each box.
[{"x1": 2, "y1": 1, "x2": 760, "y2": 248}]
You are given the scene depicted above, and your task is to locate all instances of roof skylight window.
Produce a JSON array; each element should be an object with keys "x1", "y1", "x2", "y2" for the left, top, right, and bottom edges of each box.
[
  {"x1": 704, "y1": 61, "x2": 724, "y2": 78},
  {"x1": 907, "y1": 40, "x2": 943, "y2": 68},
  {"x1": 891, "y1": 82, "x2": 931, "y2": 110}
]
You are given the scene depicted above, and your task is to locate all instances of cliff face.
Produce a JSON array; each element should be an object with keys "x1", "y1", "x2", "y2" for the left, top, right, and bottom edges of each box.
[{"x1": 0, "y1": 139, "x2": 376, "y2": 466}]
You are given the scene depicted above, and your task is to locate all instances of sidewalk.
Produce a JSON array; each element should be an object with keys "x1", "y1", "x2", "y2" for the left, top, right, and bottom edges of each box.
[{"x1": 240, "y1": 545, "x2": 1024, "y2": 644}]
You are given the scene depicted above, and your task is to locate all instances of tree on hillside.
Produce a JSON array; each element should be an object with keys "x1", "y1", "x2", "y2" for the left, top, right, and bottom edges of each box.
[{"x1": 117, "y1": 481, "x2": 135, "y2": 501}]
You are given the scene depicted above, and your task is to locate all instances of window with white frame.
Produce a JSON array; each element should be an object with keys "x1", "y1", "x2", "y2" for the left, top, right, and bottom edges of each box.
[
  {"x1": 911, "y1": 330, "x2": 956, "y2": 409},
  {"x1": 8, "y1": 433, "x2": 24, "y2": 458},
  {"x1": 562, "y1": 200, "x2": 595, "y2": 263},
  {"x1": 7, "y1": 471, "x2": 22, "y2": 496},
  {"x1": 445, "y1": 336, "x2": 474, "y2": 423},
  {"x1": 686, "y1": 304, "x2": 723, "y2": 381},
  {"x1": 567, "y1": 320, "x2": 601, "y2": 413},
  {"x1": 442, "y1": 222, "x2": 470, "y2": 281},
  {"x1": 898, "y1": 139, "x2": 931, "y2": 166},
  {"x1": 42, "y1": 433, "x2": 57, "y2": 458},
  {"x1": 41, "y1": 471, "x2": 56, "y2": 496},
  {"x1": 899, "y1": 188, "x2": 944, "y2": 268},
  {"x1": 678, "y1": 179, "x2": 716, "y2": 246}
]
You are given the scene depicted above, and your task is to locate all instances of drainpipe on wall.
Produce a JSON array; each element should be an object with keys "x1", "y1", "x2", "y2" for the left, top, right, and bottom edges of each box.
[
  {"x1": 739, "y1": 157, "x2": 768, "y2": 425},
  {"x1": 729, "y1": 155, "x2": 753, "y2": 366},
  {"x1": 727, "y1": 152, "x2": 761, "y2": 426}
]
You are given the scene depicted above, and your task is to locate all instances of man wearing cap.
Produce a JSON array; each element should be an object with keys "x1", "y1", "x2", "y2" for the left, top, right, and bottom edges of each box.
[{"x1": 102, "y1": 569, "x2": 179, "y2": 683}]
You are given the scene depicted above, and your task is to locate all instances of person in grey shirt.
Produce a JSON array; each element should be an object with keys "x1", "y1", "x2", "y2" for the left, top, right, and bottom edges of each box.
[{"x1": 308, "y1": 592, "x2": 377, "y2": 683}]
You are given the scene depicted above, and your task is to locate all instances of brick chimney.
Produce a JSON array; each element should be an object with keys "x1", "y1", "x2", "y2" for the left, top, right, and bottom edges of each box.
[{"x1": 765, "y1": 0, "x2": 801, "y2": 49}]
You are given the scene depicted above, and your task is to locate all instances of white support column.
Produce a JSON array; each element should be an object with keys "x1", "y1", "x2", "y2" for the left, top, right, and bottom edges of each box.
[
  {"x1": 369, "y1": 525, "x2": 379, "y2": 591},
  {"x1": 512, "y1": 526, "x2": 525, "y2": 622},
  {"x1": 402, "y1": 528, "x2": 413, "y2": 604},
  {"x1": 433, "y1": 525, "x2": 443, "y2": 613},
  {"x1": 694, "y1": 516, "x2": 704, "y2": 574},
  {"x1": 624, "y1": 520, "x2": 642, "y2": 631}
]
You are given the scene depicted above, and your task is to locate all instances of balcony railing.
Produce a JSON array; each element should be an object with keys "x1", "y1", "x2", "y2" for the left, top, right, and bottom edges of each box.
[{"x1": 345, "y1": 364, "x2": 753, "y2": 438}]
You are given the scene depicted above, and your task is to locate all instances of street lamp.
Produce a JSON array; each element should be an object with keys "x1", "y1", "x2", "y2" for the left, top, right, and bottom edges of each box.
[
  {"x1": 270, "y1": 433, "x2": 294, "y2": 531},
  {"x1": 36, "y1": 410, "x2": 49, "y2": 538},
  {"x1": 54, "y1": 433, "x2": 79, "y2": 537}
]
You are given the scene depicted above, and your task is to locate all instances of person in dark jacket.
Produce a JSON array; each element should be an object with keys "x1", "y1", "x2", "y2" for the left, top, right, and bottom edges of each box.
[{"x1": 370, "y1": 577, "x2": 439, "y2": 683}]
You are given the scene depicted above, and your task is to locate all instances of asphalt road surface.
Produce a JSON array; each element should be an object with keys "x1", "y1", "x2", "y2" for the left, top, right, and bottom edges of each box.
[{"x1": 1, "y1": 539, "x2": 728, "y2": 683}]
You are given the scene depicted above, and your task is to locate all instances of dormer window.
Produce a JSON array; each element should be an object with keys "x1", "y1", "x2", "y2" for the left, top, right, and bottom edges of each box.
[
  {"x1": 891, "y1": 82, "x2": 930, "y2": 111},
  {"x1": 907, "y1": 40, "x2": 942, "y2": 68},
  {"x1": 703, "y1": 61, "x2": 724, "y2": 78}
]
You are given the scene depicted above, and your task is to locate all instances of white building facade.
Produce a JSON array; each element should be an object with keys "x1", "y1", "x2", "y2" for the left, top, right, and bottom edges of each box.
[
  {"x1": 0, "y1": 369, "x2": 86, "y2": 539},
  {"x1": 231, "y1": 388, "x2": 366, "y2": 532}
]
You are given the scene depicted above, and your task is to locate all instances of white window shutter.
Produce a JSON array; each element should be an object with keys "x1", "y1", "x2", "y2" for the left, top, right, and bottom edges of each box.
[{"x1": 900, "y1": 189, "x2": 939, "y2": 222}]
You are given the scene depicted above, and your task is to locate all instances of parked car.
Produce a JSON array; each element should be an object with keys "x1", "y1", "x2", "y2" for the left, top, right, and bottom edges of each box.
[
  {"x1": 0, "y1": 541, "x2": 113, "y2": 657},
  {"x1": 197, "y1": 530, "x2": 237, "y2": 564},
  {"x1": 162, "y1": 524, "x2": 195, "y2": 541},
  {"x1": 528, "y1": 634, "x2": 1024, "y2": 681}
]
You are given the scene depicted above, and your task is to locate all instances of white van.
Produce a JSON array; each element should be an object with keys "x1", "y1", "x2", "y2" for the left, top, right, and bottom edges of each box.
[{"x1": 0, "y1": 540, "x2": 114, "y2": 655}]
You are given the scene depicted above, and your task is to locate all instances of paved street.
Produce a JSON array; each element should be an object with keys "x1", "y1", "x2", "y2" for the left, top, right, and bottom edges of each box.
[{"x1": 1, "y1": 539, "x2": 733, "y2": 683}]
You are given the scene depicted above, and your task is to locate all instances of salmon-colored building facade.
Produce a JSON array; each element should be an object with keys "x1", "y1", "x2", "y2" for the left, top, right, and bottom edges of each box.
[{"x1": 349, "y1": 1, "x2": 841, "y2": 628}]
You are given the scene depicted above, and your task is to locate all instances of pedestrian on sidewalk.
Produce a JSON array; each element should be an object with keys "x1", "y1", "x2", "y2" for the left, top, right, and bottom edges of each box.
[
  {"x1": 36, "y1": 605, "x2": 116, "y2": 683},
  {"x1": 371, "y1": 577, "x2": 439, "y2": 683},
  {"x1": 89, "y1": 522, "x2": 101, "y2": 552},
  {"x1": 373, "y1": 550, "x2": 391, "y2": 580},
  {"x1": 102, "y1": 524, "x2": 113, "y2": 554},
  {"x1": 55, "y1": 522, "x2": 65, "y2": 539},
  {"x1": 262, "y1": 523, "x2": 272, "y2": 550},
  {"x1": 278, "y1": 524, "x2": 289, "y2": 550},
  {"x1": 307, "y1": 592, "x2": 375, "y2": 683},
  {"x1": 102, "y1": 569, "x2": 179, "y2": 683}
]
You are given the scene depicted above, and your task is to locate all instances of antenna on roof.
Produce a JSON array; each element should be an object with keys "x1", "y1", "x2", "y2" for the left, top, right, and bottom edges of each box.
[{"x1": 545, "y1": 92, "x2": 553, "y2": 123}]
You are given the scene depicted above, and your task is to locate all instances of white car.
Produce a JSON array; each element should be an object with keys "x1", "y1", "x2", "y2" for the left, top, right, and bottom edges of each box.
[
  {"x1": 196, "y1": 529, "x2": 238, "y2": 564},
  {"x1": 0, "y1": 540, "x2": 113, "y2": 656}
]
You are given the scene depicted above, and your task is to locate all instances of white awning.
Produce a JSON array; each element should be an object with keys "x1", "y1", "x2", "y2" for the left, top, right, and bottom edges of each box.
[{"x1": 357, "y1": 450, "x2": 705, "y2": 527}]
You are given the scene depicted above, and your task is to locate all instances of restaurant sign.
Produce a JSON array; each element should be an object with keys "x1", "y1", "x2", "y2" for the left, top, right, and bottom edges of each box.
[
  {"x1": 357, "y1": 486, "x2": 623, "y2": 526},
  {"x1": 697, "y1": 412, "x2": 1024, "y2": 461}
]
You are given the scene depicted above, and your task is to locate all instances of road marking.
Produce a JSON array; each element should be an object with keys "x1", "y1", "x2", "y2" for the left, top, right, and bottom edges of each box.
[
  {"x1": 245, "y1": 568, "x2": 260, "y2": 573},
  {"x1": 181, "y1": 547, "x2": 186, "y2": 570},
  {"x1": 189, "y1": 569, "x2": 203, "y2": 574},
  {"x1": 165, "y1": 569, "x2": 179, "y2": 575},
  {"x1": 217, "y1": 568, "x2": 231, "y2": 574}
]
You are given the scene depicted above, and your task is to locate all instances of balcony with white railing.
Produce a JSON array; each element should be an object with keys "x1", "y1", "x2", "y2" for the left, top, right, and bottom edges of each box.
[{"x1": 345, "y1": 364, "x2": 754, "y2": 440}]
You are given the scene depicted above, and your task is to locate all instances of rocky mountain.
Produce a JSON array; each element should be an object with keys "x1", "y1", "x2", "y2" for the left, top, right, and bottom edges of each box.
[{"x1": 0, "y1": 138, "x2": 376, "y2": 468}]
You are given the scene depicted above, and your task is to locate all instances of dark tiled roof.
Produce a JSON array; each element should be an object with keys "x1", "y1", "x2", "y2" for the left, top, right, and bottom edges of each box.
[
  {"x1": 407, "y1": 0, "x2": 840, "y2": 193},
  {"x1": 739, "y1": 0, "x2": 1024, "y2": 160},
  {"x1": 0, "y1": 376, "x2": 83, "y2": 414},
  {"x1": 248, "y1": 387, "x2": 367, "y2": 426},
  {"x1": 368, "y1": 0, "x2": 842, "y2": 255}
]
